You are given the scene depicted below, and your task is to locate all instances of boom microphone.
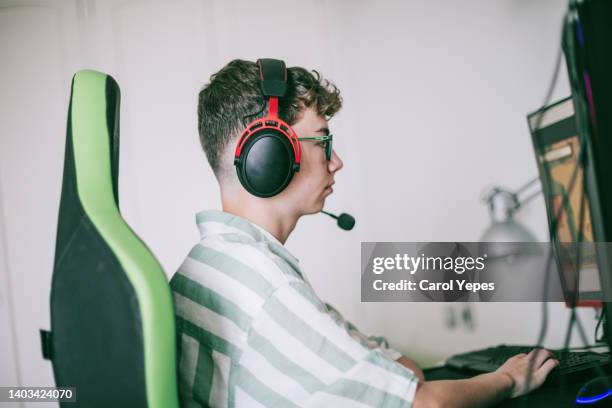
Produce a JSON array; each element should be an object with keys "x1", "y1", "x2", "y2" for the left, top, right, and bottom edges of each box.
[{"x1": 321, "y1": 210, "x2": 355, "y2": 231}]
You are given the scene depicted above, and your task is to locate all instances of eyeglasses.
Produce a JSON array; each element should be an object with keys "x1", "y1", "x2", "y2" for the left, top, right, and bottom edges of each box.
[{"x1": 297, "y1": 134, "x2": 333, "y2": 161}]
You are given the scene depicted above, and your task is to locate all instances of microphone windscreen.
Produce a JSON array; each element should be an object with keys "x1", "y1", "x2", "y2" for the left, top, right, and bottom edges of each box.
[{"x1": 337, "y1": 213, "x2": 355, "y2": 231}]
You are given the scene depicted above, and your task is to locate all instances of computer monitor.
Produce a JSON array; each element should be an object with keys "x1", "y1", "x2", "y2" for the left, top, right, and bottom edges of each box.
[{"x1": 535, "y1": 0, "x2": 612, "y2": 349}]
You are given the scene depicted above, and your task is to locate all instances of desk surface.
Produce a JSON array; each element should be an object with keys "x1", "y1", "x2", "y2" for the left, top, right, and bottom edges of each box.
[{"x1": 424, "y1": 366, "x2": 596, "y2": 408}]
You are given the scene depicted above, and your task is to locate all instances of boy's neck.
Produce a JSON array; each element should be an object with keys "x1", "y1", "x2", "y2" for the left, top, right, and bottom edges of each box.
[{"x1": 221, "y1": 191, "x2": 299, "y2": 245}]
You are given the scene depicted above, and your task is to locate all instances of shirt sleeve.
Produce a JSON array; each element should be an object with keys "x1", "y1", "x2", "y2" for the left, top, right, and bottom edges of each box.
[
  {"x1": 324, "y1": 302, "x2": 404, "y2": 361},
  {"x1": 238, "y1": 281, "x2": 419, "y2": 408}
]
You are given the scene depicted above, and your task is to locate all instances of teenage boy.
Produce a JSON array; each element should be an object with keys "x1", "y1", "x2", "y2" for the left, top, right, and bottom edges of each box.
[{"x1": 170, "y1": 59, "x2": 558, "y2": 407}]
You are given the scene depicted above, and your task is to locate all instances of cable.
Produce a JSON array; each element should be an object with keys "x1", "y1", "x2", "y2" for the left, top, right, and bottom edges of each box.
[
  {"x1": 562, "y1": 308, "x2": 591, "y2": 350},
  {"x1": 595, "y1": 308, "x2": 606, "y2": 343}
]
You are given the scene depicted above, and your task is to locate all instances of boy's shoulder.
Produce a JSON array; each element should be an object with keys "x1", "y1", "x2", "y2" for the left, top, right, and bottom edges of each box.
[{"x1": 171, "y1": 235, "x2": 302, "y2": 304}]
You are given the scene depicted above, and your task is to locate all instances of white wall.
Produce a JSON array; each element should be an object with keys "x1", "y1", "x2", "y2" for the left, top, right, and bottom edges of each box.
[{"x1": 0, "y1": 0, "x2": 600, "y2": 404}]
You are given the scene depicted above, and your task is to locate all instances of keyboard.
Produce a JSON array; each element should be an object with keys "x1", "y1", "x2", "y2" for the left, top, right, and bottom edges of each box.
[{"x1": 446, "y1": 344, "x2": 610, "y2": 378}]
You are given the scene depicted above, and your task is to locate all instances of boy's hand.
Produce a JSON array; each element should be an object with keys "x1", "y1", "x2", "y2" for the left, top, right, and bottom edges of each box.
[{"x1": 496, "y1": 348, "x2": 559, "y2": 398}]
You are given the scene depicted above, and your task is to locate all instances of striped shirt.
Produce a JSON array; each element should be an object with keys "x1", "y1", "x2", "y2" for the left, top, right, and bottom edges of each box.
[{"x1": 170, "y1": 210, "x2": 418, "y2": 407}]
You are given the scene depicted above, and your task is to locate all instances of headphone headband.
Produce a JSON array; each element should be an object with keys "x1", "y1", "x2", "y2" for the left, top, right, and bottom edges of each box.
[{"x1": 257, "y1": 59, "x2": 287, "y2": 97}]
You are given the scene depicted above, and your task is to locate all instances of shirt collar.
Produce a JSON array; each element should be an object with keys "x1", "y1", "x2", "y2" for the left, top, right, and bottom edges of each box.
[{"x1": 195, "y1": 209, "x2": 300, "y2": 269}]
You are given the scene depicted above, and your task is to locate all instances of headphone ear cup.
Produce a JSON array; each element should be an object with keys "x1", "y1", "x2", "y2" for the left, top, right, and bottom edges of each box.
[{"x1": 236, "y1": 129, "x2": 297, "y2": 198}]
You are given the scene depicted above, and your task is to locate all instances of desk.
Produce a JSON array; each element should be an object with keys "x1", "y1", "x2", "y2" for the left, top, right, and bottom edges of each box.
[{"x1": 424, "y1": 366, "x2": 597, "y2": 407}]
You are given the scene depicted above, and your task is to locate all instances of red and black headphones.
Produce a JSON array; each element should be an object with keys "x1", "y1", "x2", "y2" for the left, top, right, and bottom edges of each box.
[{"x1": 233, "y1": 58, "x2": 301, "y2": 198}]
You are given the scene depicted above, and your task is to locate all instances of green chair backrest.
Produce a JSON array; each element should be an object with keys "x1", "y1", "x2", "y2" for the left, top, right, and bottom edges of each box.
[{"x1": 45, "y1": 70, "x2": 179, "y2": 408}]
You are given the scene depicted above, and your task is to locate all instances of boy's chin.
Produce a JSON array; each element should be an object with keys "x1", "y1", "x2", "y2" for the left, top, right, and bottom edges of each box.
[
  {"x1": 301, "y1": 200, "x2": 326, "y2": 216},
  {"x1": 312, "y1": 200, "x2": 326, "y2": 214}
]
